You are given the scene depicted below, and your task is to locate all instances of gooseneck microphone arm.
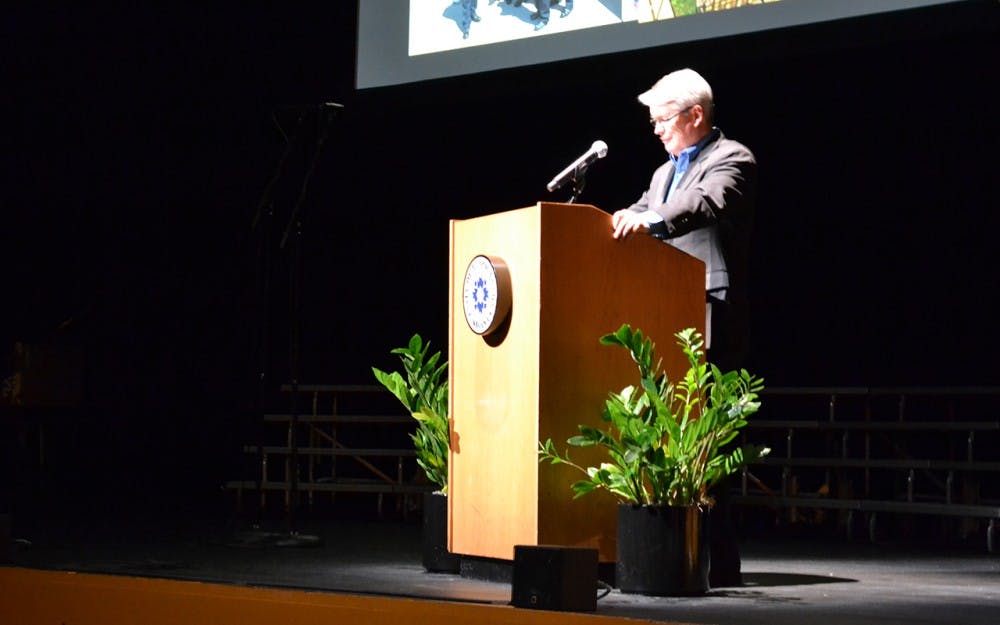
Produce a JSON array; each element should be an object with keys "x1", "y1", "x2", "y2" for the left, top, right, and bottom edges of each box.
[{"x1": 546, "y1": 140, "x2": 608, "y2": 204}]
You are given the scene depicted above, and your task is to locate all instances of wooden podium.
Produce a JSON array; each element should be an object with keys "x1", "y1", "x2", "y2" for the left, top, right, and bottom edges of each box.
[{"x1": 447, "y1": 202, "x2": 705, "y2": 563}]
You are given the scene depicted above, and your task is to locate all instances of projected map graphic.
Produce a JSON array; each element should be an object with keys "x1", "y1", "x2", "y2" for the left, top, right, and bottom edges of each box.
[{"x1": 409, "y1": 0, "x2": 784, "y2": 56}]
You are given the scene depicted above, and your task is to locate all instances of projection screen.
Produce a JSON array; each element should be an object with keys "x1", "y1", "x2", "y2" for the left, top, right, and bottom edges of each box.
[{"x1": 356, "y1": 0, "x2": 964, "y2": 89}]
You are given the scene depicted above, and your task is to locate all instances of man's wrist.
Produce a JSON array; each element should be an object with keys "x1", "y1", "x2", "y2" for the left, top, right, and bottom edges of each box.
[{"x1": 640, "y1": 210, "x2": 663, "y2": 224}]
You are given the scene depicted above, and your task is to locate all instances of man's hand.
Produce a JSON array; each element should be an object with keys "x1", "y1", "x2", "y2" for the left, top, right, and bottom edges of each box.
[{"x1": 611, "y1": 209, "x2": 651, "y2": 239}]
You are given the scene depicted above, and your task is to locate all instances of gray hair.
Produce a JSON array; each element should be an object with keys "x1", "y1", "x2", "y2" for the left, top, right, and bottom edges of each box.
[{"x1": 638, "y1": 68, "x2": 714, "y2": 123}]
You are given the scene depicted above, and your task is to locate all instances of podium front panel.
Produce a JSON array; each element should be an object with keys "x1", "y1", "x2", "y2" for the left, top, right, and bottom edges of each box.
[{"x1": 449, "y1": 203, "x2": 704, "y2": 562}]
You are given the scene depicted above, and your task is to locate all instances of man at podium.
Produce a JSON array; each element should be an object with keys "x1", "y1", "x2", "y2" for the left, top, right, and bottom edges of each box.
[
  {"x1": 610, "y1": 67, "x2": 757, "y2": 587},
  {"x1": 610, "y1": 67, "x2": 756, "y2": 372}
]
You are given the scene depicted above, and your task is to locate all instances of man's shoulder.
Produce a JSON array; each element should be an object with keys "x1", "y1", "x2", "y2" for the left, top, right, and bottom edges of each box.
[{"x1": 707, "y1": 131, "x2": 756, "y2": 164}]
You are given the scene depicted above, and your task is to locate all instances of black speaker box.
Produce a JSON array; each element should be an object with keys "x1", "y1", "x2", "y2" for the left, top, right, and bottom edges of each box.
[{"x1": 511, "y1": 545, "x2": 598, "y2": 612}]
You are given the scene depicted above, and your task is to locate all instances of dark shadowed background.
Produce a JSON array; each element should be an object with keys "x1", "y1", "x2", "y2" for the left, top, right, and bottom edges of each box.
[{"x1": 2, "y1": 2, "x2": 997, "y2": 520}]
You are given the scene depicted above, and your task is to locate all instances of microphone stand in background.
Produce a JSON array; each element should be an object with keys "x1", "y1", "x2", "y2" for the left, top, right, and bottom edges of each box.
[
  {"x1": 278, "y1": 102, "x2": 338, "y2": 546},
  {"x1": 235, "y1": 102, "x2": 342, "y2": 549}
]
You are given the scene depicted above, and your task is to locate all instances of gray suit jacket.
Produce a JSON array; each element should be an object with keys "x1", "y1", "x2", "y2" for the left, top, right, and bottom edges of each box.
[{"x1": 627, "y1": 129, "x2": 756, "y2": 298}]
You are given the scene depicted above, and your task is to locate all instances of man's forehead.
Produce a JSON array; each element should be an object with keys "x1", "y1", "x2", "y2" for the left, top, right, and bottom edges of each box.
[{"x1": 649, "y1": 101, "x2": 680, "y2": 113}]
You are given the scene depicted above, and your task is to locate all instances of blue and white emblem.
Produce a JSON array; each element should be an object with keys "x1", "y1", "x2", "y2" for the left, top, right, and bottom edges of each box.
[{"x1": 462, "y1": 255, "x2": 510, "y2": 335}]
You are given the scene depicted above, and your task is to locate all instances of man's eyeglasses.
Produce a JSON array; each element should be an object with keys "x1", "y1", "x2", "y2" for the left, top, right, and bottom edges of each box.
[{"x1": 649, "y1": 107, "x2": 691, "y2": 127}]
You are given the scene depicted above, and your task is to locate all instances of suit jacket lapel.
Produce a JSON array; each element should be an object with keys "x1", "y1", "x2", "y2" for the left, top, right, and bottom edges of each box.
[
  {"x1": 654, "y1": 162, "x2": 675, "y2": 208},
  {"x1": 674, "y1": 131, "x2": 723, "y2": 195}
]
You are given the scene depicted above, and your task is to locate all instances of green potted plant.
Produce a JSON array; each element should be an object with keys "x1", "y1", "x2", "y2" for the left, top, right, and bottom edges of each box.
[
  {"x1": 539, "y1": 324, "x2": 769, "y2": 595},
  {"x1": 372, "y1": 334, "x2": 457, "y2": 573}
]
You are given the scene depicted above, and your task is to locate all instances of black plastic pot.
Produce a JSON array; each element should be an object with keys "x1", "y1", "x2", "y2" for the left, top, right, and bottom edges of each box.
[
  {"x1": 422, "y1": 491, "x2": 460, "y2": 573},
  {"x1": 616, "y1": 503, "x2": 710, "y2": 596}
]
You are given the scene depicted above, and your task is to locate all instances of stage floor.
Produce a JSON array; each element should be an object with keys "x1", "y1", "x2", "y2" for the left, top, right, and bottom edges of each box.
[{"x1": 4, "y1": 507, "x2": 999, "y2": 625}]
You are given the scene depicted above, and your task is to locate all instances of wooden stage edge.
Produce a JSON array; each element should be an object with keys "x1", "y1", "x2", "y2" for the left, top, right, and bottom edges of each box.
[{"x1": 0, "y1": 567, "x2": 679, "y2": 625}]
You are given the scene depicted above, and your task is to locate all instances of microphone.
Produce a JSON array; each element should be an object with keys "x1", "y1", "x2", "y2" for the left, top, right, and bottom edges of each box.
[{"x1": 546, "y1": 140, "x2": 608, "y2": 192}]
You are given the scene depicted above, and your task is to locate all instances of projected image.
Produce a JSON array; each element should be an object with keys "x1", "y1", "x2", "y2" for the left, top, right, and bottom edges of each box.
[
  {"x1": 637, "y1": 0, "x2": 784, "y2": 23},
  {"x1": 409, "y1": 1, "x2": 623, "y2": 55},
  {"x1": 409, "y1": 0, "x2": 784, "y2": 55}
]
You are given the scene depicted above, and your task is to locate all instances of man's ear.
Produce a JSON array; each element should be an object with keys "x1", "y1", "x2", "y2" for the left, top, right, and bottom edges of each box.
[{"x1": 691, "y1": 103, "x2": 707, "y2": 128}]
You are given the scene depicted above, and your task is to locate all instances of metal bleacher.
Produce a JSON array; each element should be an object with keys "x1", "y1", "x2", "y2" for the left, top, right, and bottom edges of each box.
[
  {"x1": 734, "y1": 387, "x2": 1000, "y2": 551},
  {"x1": 224, "y1": 384, "x2": 434, "y2": 517}
]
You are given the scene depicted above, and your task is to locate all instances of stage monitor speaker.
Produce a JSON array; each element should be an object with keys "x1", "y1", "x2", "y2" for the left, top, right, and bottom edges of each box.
[{"x1": 511, "y1": 545, "x2": 598, "y2": 612}]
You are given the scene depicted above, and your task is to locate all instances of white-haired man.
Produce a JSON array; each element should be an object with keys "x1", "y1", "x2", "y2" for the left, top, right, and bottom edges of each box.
[
  {"x1": 612, "y1": 68, "x2": 757, "y2": 587},
  {"x1": 612, "y1": 67, "x2": 755, "y2": 372}
]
